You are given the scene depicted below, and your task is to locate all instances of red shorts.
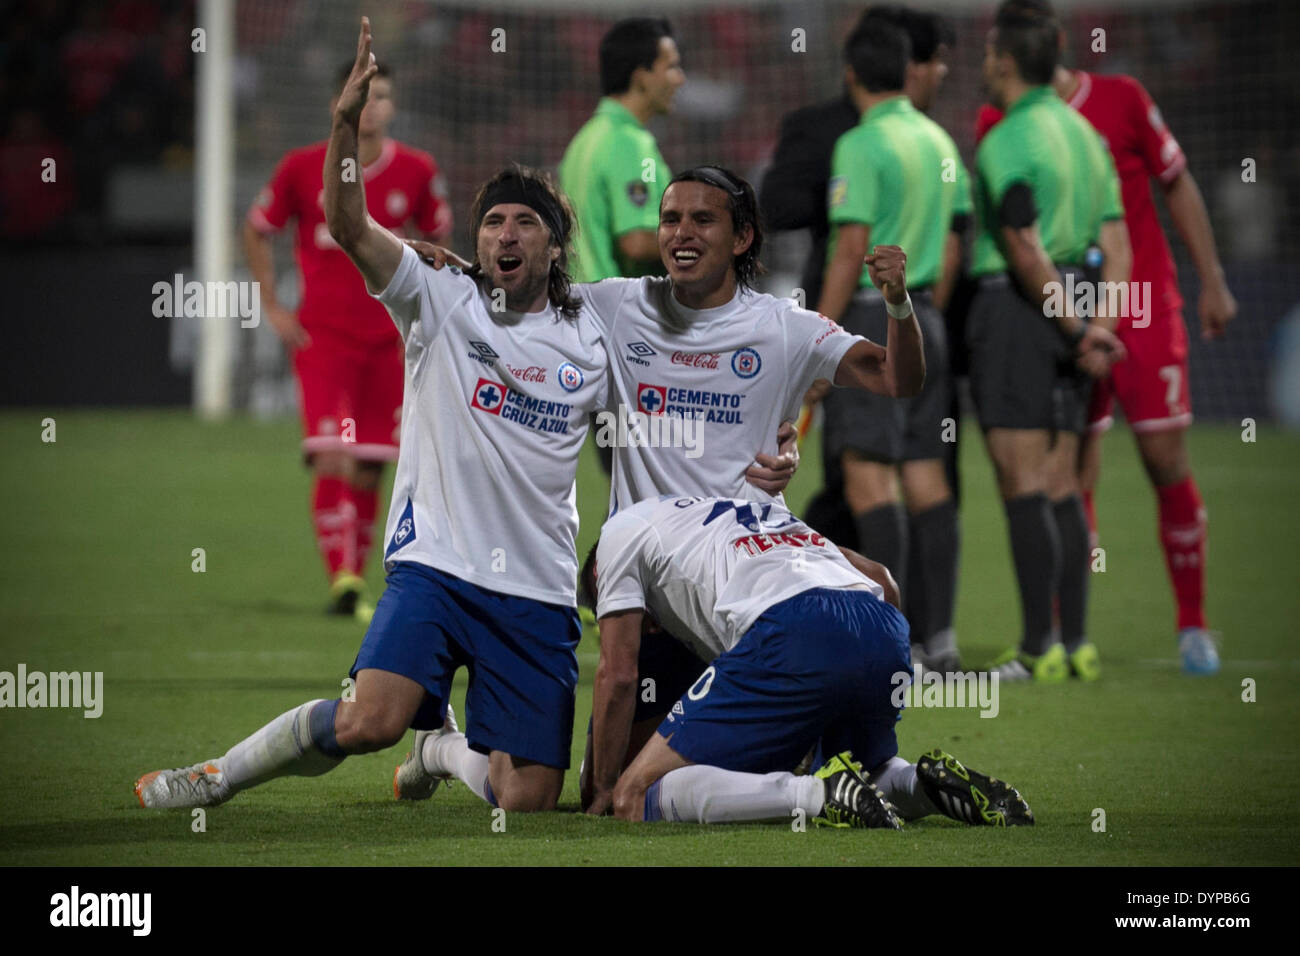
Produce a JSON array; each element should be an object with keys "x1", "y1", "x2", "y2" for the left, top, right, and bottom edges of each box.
[
  {"x1": 1088, "y1": 309, "x2": 1192, "y2": 434},
  {"x1": 293, "y1": 328, "x2": 403, "y2": 461}
]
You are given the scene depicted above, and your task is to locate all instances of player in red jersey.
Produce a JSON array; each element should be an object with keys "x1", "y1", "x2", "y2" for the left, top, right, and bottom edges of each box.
[
  {"x1": 243, "y1": 63, "x2": 452, "y2": 621},
  {"x1": 975, "y1": 52, "x2": 1237, "y2": 675}
]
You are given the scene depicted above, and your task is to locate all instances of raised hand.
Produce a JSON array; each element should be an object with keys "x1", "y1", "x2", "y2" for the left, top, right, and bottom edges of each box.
[
  {"x1": 336, "y1": 17, "x2": 379, "y2": 126},
  {"x1": 865, "y1": 245, "x2": 908, "y2": 305}
]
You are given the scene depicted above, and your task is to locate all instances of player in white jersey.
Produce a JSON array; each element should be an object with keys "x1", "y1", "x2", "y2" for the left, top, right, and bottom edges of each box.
[
  {"x1": 582, "y1": 164, "x2": 925, "y2": 512},
  {"x1": 410, "y1": 166, "x2": 923, "y2": 509},
  {"x1": 576, "y1": 166, "x2": 928, "y2": 787},
  {"x1": 400, "y1": 164, "x2": 930, "y2": 801},
  {"x1": 582, "y1": 495, "x2": 1034, "y2": 828},
  {"x1": 135, "y1": 19, "x2": 606, "y2": 814}
]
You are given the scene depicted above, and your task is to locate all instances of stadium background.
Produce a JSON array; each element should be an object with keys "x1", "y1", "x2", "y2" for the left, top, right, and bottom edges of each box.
[
  {"x1": 2, "y1": 0, "x2": 1298, "y2": 422},
  {"x1": 1, "y1": 0, "x2": 1299, "y2": 870}
]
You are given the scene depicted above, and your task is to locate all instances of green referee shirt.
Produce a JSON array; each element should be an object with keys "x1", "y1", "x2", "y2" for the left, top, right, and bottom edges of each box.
[
  {"x1": 970, "y1": 85, "x2": 1123, "y2": 278},
  {"x1": 558, "y1": 98, "x2": 670, "y2": 282},
  {"x1": 827, "y1": 95, "x2": 972, "y2": 289}
]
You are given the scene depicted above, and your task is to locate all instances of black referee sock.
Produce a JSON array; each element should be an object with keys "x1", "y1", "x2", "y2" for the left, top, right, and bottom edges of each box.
[
  {"x1": 1003, "y1": 493, "x2": 1060, "y2": 657},
  {"x1": 911, "y1": 499, "x2": 959, "y2": 647},
  {"x1": 1053, "y1": 494, "x2": 1091, "y2": 652},
  {"x1": 854, "y1": 502, "x2": 908, "y2": 599}
]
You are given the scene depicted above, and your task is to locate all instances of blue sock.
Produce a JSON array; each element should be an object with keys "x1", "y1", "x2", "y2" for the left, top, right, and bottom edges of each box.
[
  {"x1": 308, "y1": 699, "x2": 346, "y2": 759},
  {"x1": 644, "y1": 781, "x2": 663, "y2": 822},
  {"x1": 484, "y1": 779, "x2": 498, "y2": 808}
]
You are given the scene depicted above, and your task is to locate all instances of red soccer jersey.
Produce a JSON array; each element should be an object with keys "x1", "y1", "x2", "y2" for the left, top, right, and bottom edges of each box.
[
  {"x1": 247, "y1": 139, "x2": 452, "y2": 345},
  {"x1": 974, "y1": 71, "x2": 1187, "y2": 318}
]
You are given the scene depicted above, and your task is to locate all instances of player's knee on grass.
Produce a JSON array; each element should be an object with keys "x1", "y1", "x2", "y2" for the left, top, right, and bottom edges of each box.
[
  {"x1": 612, "y1": 782, "x2": 646, "y2": 822},
  {"x1": 488, "y1": 753, "x2": 564, "y2": 812}
]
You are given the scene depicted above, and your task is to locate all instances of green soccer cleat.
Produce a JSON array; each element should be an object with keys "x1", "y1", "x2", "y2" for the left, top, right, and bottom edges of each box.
[
  {"x1": 986, "y1": 643, "x2": 1068, "y2": 683},
  {"x1": 328, "y1": 572, "x2": 368, "y2": 617},
  {"x1": 814, "y1": 751, "x2": 902, "y2": 830},
  {"x1": 1068, "y1": 642, "x2": 1101, "y2": 681},
  {"x1": 916, "y1": 749, "x2": 1034, "y2": 827},
  {"x1": 393, "y1": 705, "x2": 459, "y2": 800},
  {"x1": 353, "y1": 598, "x2": 375, "y2": 627}
]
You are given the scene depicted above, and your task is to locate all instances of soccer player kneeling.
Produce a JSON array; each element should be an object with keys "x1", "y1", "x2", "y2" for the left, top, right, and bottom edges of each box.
[
  {"x1": 135, "y1": 19, "x2": 606, "y2": 814},
  {"x1": 584, "y1": 495, "x2": 1033, "y2": 828}
]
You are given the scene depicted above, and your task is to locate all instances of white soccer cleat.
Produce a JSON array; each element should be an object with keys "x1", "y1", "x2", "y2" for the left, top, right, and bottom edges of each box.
[
  {"x1": 135, "y1": 759, "x2": 229, "y2": 809},
  {"x1": 393, "y1": 705, "x2": 459, "y2": 800}
]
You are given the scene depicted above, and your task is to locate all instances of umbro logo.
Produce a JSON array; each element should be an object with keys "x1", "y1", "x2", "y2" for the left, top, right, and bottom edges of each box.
[
  {"x1": 468, "y1": 340, "x2": 499, "y2": 368},
  {"x1": 671, "y1": 700, "x2": 685, "y2": 716},
  {"x1": 625, "y1": 341, "x2": 655, "y2": 367}
]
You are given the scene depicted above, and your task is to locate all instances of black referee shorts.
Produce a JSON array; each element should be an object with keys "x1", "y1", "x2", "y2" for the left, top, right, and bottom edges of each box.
[
  {"x1": 966, "y1": 272, "x2": 1090, "y2": 434},
  {"x1": 823, "y1": 288, "x2": 950, "y2": 465}
]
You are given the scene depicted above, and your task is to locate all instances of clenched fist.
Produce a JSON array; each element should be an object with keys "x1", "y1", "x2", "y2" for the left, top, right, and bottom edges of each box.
[{"x1": 865, "y1": 245, "x2": 908, "y2": 306}]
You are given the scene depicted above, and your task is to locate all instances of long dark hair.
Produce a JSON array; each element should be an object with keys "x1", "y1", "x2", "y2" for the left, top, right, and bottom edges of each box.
[
  {"x1": 666, "y1": 166, "x2": 765, "y2": 292},
  {"x1": 467, "y1": 164, "x2": 582, "y2": 320}
]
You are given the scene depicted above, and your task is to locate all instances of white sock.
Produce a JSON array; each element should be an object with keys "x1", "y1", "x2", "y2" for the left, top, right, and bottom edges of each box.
[
  {"x1": 651, "y1": 766, "x2": 824, "y2": 824},
  {"x1": 424, "y1": 731, "x2": 492, "y2": 804},
  {"x1": 220, "y1": 699, "x2": 343, "y2": 795},
  {"x1": 867, "y1": 756, "x2": 937, "y2": 821}
]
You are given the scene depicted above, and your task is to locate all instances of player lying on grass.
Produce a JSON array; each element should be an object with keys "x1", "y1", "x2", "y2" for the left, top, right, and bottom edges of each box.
[
  {"x1": 579, "y1": 494, "x2": 1034, "y2": 827},
  {"x1": 135, "y1": 18, "x2": 610, "y2": 813},
  {"x1": 399, "y1": 168, "x2": 929, "y2": 803}
]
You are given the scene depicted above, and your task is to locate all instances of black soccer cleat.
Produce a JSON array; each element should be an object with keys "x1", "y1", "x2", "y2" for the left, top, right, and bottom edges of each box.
[
  {"x1": 815, "y1": 751, "x2": 903, "y2": 830},
  {"x1": 916, "y1": 748, "x2": 1034, "y2": 827}
]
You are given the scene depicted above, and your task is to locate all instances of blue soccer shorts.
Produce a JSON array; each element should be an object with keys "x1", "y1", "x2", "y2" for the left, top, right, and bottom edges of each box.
[
  {"x1": 657, "y1": 587, "x2": 911, "y2": 775},
  {"x1": 351, "y1": 561, "x2": 581, "y2": 769}
]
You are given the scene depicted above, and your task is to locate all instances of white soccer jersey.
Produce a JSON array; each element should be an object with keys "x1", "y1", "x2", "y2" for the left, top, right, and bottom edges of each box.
[
  {"x1": 577, "y1": 278, "x2": 863, "y2": 513},
  {"x1": 374, "y1": 244, "x2": 608, "y2": 605},
  {"x1": 595, "y1": 495, "x2": 883, "y2": 660}
]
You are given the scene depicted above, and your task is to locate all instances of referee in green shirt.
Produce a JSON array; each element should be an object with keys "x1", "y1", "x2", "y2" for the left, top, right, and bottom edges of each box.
[
  {"x1": 968, "y1": 0, "x2": 1129, "y2": 683},
  {"x1": 818, "y1": 13, "x2": 970, "y2": 674},
  {"x1": 559, "y1": 18, "x2": 682, "y2": 282}
]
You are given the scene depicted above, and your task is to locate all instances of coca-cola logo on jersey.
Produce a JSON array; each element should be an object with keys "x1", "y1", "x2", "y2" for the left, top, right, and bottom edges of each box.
[
  {"x1": 670, "y1": 351, "x2": 720, "y2": 370},
  {"x1": 507, "y1": 365, "x2": 547, "y2": 383}
]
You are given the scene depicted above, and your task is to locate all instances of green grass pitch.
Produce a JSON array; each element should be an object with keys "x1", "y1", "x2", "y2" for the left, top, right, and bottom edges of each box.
[{"x1": 1, "y1": 409, "x2": 1297, "y2": 865}]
